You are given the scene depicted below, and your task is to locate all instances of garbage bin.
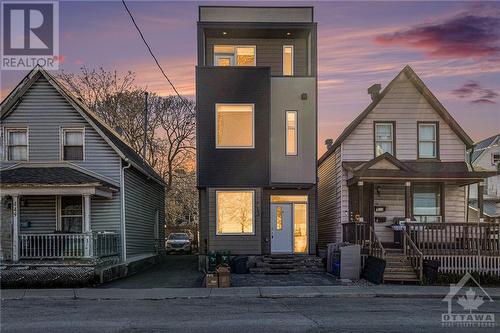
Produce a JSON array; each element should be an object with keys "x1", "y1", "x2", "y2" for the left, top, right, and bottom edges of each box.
[
  {"x1": 217, "y1": 266, "x2": 231, "y2": 288},
  {"x1": 423, "y1": 259, "x2": 440, "y2": 284},
  {"x1": 231, "y1": 256, "x2": 249, "y2": 274},
  {"x1": 208, "y1": 251, "x2": 217, "y2": 271}
]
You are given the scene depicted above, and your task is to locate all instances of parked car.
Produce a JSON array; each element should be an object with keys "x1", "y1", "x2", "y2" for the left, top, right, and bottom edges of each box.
[{"x1": 166, "y1": 233, "x2": 192, "y2": 254}]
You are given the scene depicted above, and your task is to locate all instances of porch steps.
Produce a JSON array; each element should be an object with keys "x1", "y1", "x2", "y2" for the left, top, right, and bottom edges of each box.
[
  {"x1": 383, "y1": 250, "x2": 420, "y2": 283},
  {"x1": 249, "y1": 255, "x2": 325, "y2": 274}
]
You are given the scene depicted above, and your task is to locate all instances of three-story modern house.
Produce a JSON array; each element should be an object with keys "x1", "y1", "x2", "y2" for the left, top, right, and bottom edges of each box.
[
  {"x1": 0, "y1": 67, "x2": 165, "y2": 286},
  {"x1": 196, "y1": 6, "x2": 318, "y2": 264}
]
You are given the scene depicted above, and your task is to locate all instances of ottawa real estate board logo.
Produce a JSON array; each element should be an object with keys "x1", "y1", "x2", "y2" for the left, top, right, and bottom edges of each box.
[
  {"x1": 442, "y1": 273, "x2": 495, "y2": 328},
  {"x1": 1, "y1": 1, "x2": 59, "y2": 70}
]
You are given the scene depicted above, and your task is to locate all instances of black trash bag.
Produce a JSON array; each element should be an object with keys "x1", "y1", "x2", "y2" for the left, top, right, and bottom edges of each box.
[
  {"x1": 361, "y1": 256, "x2": 386, "y2": 284},
  {"x1": 231, "y1": 256, "x2": 249, "y2": 274},
  {"x1": 423, "y1": 259, "x2": 440, "y2": 284}
]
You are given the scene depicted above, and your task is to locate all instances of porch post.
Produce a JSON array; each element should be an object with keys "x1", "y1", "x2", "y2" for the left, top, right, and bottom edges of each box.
[
  {"x1": 357, "y1": 181, "x2": 364, "y2": 222},
  {"x1": 83, "y1": 194, "x2": 92, "y2": 257},
  {"x1": 12, "y1": 195, "x2": 19, "y2": 262},
  {"x1": 405, "y1": 181, "x2": 411, "y2": 222},
  {"x1": 478, "y1": 181, "x2": 485, "y2": 222}
]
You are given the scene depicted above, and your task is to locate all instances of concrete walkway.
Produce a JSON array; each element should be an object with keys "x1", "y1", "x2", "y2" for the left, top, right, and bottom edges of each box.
[{"x1": 3, "y1": 285, "x2": 500, "y2": 301}]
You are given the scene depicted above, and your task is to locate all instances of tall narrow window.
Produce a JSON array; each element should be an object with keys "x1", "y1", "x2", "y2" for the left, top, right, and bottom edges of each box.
[
  {"x1": 374, "y1": 122, "x2": 394, "y2": 156},
  {"x1": 60, "y1": 196, "x2": 83, "y2": 233},
  {"x1": 62, "y1": 129, "x2": 84, "y2": 160},
  {"x1": 418, "y1": 123, "x2": 438, "y2": 159},
  {"x1": 286, "y1": 111, "x2": 297, "y2": 155},
  {"x1": 216, "y1": 104, "x2": 254, "y2": 148},
  {"x1": 214, "y1": 45, "x2": 256, "y2": 66},
  {"x1": 283, "y1": 45, "x2": 294, "y2": 76},
  {"x1": 6, "y1": 128, "x2": 28, "y2": 161},
  {"x1": 216, "y1": 191, "x2": 255, "y2": 235},
  {"x1": 413, "y1": 184, "x2": 441, "y2": 223}
]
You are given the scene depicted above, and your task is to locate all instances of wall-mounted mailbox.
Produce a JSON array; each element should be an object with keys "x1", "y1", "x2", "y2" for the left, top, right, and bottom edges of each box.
[
  {"x1": 374, "y1": 206, "x2": 386, "y2": 212},
  {"x1": 375, "y1": 216, "x2": 387, "y2": 223}
]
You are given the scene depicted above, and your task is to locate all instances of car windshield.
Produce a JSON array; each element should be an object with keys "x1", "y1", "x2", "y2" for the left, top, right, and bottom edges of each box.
[{"x1": 168, "y1": 233, "x2": 189, "y2": 240}]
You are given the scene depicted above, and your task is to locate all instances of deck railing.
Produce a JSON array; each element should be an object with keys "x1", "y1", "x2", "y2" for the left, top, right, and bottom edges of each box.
[
  {"x1": 342, "y1": 222, "x2": 369, "y2": 247},
  {"x1": 406, "y1": 222, "x2": 500, "y2": 256},
  {"x1": 19, "y1": 232, "x2": 119, "y2": 259}
]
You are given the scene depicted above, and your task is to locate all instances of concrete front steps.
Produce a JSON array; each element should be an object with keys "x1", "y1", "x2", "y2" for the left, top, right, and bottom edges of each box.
[
  {"x1": 249, "y1": 255, "x2": 325, "y2": 274},
  {"x1": 383, "y1": 249, "x2": 420, "y2": 283}
]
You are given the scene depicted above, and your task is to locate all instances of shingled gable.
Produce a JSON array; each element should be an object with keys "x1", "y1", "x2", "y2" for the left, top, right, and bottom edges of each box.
[
  {"x1": 0, "y1": 66, "x2": 165, "y2": 185},
  {"x1": 318, "y1": 65, "x2": 474, "y2": 165}
]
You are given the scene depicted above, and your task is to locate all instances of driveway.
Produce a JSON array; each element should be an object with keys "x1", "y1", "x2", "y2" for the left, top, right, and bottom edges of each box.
[{"x1": 99, "y1": 255, "x2": 203, "y2": 288}]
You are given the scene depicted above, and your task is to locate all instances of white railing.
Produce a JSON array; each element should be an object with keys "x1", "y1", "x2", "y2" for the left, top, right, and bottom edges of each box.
[{"x1": 19, "y1": 232, "x2": 119, "y2": 259}]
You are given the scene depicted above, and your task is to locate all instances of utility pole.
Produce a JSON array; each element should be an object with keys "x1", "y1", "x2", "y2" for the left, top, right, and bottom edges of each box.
[{"x1": 142, "y1": 91, "x2": 149, "y2": 160}]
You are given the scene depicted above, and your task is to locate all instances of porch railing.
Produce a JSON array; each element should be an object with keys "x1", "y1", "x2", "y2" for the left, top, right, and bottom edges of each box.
[
  {"x1": 406, "y1": 222, "x2": 500, "y2": 256},
  {"x1": 369, "y1": 226, "x2": 385, "y2": 260},
  {"x1": 19, "y1": 232, "x2": 119, "y2": 259},
  {"x1": 403, "y1": 230, "x2": 423, "y2": 282},
  {"x1": 342, "y1": 222, "x2": 369, "y2": 247}
]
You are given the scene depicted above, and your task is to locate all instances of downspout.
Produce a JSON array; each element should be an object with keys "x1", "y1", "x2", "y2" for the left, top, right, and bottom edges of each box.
[{"x1": 120, "y1": 161, "x2": 131, "y2": 262}]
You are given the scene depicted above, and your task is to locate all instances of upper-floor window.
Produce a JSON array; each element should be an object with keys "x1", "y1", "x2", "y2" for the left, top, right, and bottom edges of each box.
[
  {"x1": 283, "y1": 45, "x2": 294, "y2": 76},
  {"x1": 6, "y1": 128, "x2": 28, "y2": 161},
  {"x1": 216, "y1": 104, "x2": 254, "y2": 148},
  {"x1": 62, "y1": 128, "x2": 84, "y2": 160},
  {"x1": 492, "y1": 153, "x2": 500, "y2": 166},
  {"x1": 418, "y1": 123, "x2": 438, "y2": 159},
  {"x1": 286, "y1": 111, "x2": 297, "y2": 155},
  {"x1": 214, "y1": 45, "x2": 256, "y2": 67},
  {"x1": 374, "y1": 122, "x2": 394, "y2": 156}
]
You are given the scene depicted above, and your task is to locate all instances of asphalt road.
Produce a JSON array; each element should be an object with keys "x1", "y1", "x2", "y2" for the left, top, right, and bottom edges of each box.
[{"x1": 2, "y1": 297, "x2": 499, "y2": 332}]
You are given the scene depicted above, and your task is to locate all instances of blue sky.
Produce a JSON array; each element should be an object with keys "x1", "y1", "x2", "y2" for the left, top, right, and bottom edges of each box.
[{"x1": 1, "y1": 1, "x2": 498, "y2": 153}]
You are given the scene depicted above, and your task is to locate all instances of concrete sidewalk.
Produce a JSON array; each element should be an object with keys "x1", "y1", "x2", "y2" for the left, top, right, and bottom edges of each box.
[{"x1": 3, "y1": 285, "x2": 500, "y2": 301}]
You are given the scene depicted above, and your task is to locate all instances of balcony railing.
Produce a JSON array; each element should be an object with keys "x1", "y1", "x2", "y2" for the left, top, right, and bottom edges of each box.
[{"x1": 19, "y1": 232, "x2": 119, "y2": 259}]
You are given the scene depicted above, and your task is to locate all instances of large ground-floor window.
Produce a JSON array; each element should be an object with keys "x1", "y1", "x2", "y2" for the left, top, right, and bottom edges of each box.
[
  {"x1": 413, "y1": 184, "x2": 441, "y2": 222},
  {"x1": 216, "y1": 190, "x2": 255, "y2": 235},
  {"x1": 60, "y1": 195, "x2": 83, "y2": 232}
]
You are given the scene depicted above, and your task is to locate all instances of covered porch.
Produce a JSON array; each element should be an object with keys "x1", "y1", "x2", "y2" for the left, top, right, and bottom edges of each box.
[{"x1": 0, "y1": 166, "x2": 120, "y2": 262}]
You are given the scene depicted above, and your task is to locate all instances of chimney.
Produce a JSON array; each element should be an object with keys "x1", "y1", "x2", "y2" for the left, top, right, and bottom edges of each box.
[
  {"x1": 325, "y1": 138, "x2": 333, "y2": 150},
  {"x1": 368, "y1": 83, "x2": 382, "y2": 101}
]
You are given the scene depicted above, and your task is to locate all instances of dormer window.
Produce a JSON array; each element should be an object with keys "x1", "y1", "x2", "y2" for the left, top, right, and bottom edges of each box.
[
  {"x1": 6, "y1": 128, "x2": 28, "y2": 161},
  {"x1": 214, "y1": 45, "x2": 256, "y2": 66},
  {"x1": 62, "y1": 128, "x2": 84, "y2": 161},
  {"x1": 374, "y1": 122, "x2": 394, "y2": 157}
]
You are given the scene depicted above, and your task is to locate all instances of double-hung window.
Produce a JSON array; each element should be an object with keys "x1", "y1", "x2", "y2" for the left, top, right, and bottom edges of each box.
[
  {"x1": 62, "y1": 128, "x2": 84, "y2": 160},
  {"x1": 6, "y1": 128, "x2": 28, "y2": 161},
  {"x1": 418, "y1": 123, "x2": 438, "y2": 159},
  {"x1": 60, "y1": 196, "x2": 83, "y2": 233},
  {"x1": 413, "y1": 184, "x2": 441, "y2": 223},
  {"x1": 214, "y1": 45, "x2": 256, "y2": 66},
  {"x1": 492, "y1": 153, "x2": 500, "y2": 166},
  {"x1": 283, "y1": 45, "x2": 294, "y2": 76},
  {"x1": 286, "y1": 111, "x2": 297, "y2": 155},
  {"x1": 216, "y1": 104, "x2": 254, "y2": 148},
  {"x1": 216, "y1": 191, "x2": 255, "y2": 235},
  {"x1": 374, "y1": 122, "x2": 394, "y2": 156}
]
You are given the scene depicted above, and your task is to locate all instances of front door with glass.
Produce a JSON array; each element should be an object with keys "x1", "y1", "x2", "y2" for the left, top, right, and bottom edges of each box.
[{"x1": 271, "y1": 203, "x2": 293, "y2": 253}]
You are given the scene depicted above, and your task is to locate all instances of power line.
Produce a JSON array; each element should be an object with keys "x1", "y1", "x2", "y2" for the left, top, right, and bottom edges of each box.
[{"x1": 121, "y1": 0, "x2": 192, "y2": 111}]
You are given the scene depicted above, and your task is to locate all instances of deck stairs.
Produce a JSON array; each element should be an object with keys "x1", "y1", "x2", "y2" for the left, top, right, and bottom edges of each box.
[
  {"x1": 383, "y1": 248, "x2": 420, "y2": 283},
  {"x1": 249, "y1": 255, "x2": 325, "y2": 274}
]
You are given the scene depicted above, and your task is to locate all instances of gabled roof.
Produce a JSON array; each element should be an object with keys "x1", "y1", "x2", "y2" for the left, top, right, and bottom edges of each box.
[
  {"x1": 318, "y1": 65, "x2": 474, "y2": 165},
  {"x1": 0, "y1": 66, "x2": 165, "y2": 186},
  {"x1": 469, "y1": 133, "x2": 500, "y2": 164}
]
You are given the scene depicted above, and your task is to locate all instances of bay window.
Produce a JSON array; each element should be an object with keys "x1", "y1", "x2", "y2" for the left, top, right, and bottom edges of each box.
[
  {"x1": 374, "y1": 122, "x2": 394, "y2": 156},
  {"x1": 6, "y1": 128, "x2": 28, "y2": 161},
  {"x1": 216, "y1": 191, "x2": 255, "y2": 235},
  {"x1": 216, "y1": 104, "x2": 254, "y2": 148},
  {"x1": 418, "y1": 123, "x2": 438, "y2": 159}
]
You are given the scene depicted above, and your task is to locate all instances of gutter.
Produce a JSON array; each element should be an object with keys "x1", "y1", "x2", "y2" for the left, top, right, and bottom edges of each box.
[{"x1": 120, "y1": 161, "x2": 131, "y2": 262}]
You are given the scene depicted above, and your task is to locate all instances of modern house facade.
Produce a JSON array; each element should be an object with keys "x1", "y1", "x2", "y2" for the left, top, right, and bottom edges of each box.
[
  {"x1": 0, "y1": 67, "x2": 165, "y2": 285},
  {"x1": 196, "y1": 6, "x2": 318, "y2": 261},
  {"x1": 318, "y1": 66, "x2": 498, "y2": 281},
  {"x1": 468, "y1": 134, "x2": 500, "y2": 222}
]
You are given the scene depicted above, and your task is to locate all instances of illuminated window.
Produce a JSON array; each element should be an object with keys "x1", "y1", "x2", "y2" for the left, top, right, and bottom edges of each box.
[
  {"x1": 214, "y1": 45, "x2": 256, "y2": 66},
  {"x1": 216, "y1": 104, "x2": 254, "y2": 148},
  {"x1": 293, "y1": 203, "x2": 308, "y2": 253},
  {"x1": 276, "y1": 207, "x2": 283, "y2": 230},
  {"x1": 216, "y1": 191, "x2": 254, "y2": 235},
  {"x1": 271, "y1": 195, "x2": 308, "y2": 203},
  {"x1": 286, "y1": 111, "x2": 297, "y2": 155},
  {"x1": 283, "y1": 45, "x2": 294, "y2": 76},
  {"x1": 374, "y1": 123, "x2": 394, "y2": 156}
]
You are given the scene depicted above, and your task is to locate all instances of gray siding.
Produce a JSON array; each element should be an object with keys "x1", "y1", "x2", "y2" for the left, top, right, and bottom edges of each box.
[
  {"x1": 373, "y1": 183, "x2": 405, "y2": 243},
  {"x1": 1, "y1": 76, "x2": 122, "y2": 183},
  {"x1": 19, "y1": 196, "x2": 56, "y2": 234},
  {"x1": 207, "y1": 187, "x2": 262, "y2": 255},
  {"x1": 445, "y1": 184, "x2": 466, "y2": 223},
  {"x1": 199, "y1": 7, "x2": 313, "y2": 23},
  {"x1": 124, "y1": 166, "x2": 165, "y2": 256},
  {"x1": 205, "y1": 38, "x2": 308, "y2": 76},
  {"x1": 270, "y1": 77, "x2": 316, "y2": 184},
  {"x1": 91, "y1": 193, "x2": 121, "y2": 234}
]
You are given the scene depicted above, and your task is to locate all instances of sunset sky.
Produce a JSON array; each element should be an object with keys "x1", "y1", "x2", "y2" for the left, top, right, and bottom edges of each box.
[{"x1": 1, "y1": 1, "x2": 498, "y2": 154}]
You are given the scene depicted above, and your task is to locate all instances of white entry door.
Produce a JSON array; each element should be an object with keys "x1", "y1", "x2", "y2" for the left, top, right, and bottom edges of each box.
[{"x1": 271, "y1": 203, "x2": 293, "y2": 253}]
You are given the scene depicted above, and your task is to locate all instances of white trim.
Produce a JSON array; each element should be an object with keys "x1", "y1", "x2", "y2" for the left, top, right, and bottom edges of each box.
[
  {"x1": 12, "y1": 195, "x2": 19, "y2": 262},
  {"x1": 60, "y1": 127, "x2": 85, "y2": 161},
  {"x1": 120, "y1": 162, "x2": 131, "y2": 262},
  {"x1": 285, "y1": 110, "x2": 298, "y2": 156},
  {"x1": 215, "y1": 103, "x2": 255, "y2": 149},
  {"x1": 59, "y1": 195, "x2": 84, "y2": 233},
  {"x1": 4, "y1": 127, "x2": 29, "y2": 161},
  {"x1": 0, "y1": 186, "x2": 113, "y2": 198},
  {"x1": 215, "y1": 189, "x2": 256, "y2": 236},
  {"x1": 282, "y1": 45, "x2": 294, "y2": 76}
]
